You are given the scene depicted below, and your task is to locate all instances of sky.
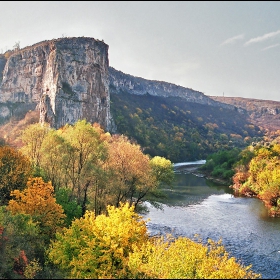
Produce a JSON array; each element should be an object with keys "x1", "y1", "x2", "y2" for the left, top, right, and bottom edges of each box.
[{"x1": 1, "y1": 1, "x2": 280, "y2": 101}]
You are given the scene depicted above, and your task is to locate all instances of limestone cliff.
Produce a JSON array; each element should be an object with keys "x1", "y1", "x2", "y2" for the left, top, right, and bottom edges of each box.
[
  {"x1": 0, "y1": 37, "x2": 113, "y2": 131},
  {"x1": 108, "y1": 66, "x2": 244, "y2": 113}
]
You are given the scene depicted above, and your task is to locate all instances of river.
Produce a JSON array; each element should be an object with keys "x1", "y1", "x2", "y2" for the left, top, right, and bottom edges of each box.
[{"x1": 142, "y1": 163, "x2": 280, "y2": 279}]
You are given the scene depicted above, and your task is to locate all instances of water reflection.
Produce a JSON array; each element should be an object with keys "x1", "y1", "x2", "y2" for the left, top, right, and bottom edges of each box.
[
  {"x1": 143, "y1": 173, "x2": 280, "y2": 279},
  {"x1": 156, "y1": 173, "x2": 233, "y2": 207}
]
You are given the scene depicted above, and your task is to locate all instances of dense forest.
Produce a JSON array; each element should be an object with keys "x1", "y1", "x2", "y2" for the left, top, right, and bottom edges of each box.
[
  {"x1": 110, "y1": 89, "x2": 264, "y2": 162},
  {"x1": 0, "y1": 120, "x2": 261, "y2": 279}
]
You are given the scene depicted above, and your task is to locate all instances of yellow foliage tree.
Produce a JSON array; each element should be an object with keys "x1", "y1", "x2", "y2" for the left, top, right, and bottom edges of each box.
[
  {"x1": 105, "y1": 134, "x2": 156, "y2": 208},
  {"x1": 128, "y1": 235, "x2": 261, "y2": 279},
  {"x1": 57, "y1": 120, "x2": 108, "y2": 214},
  {"x1": 48, "y1": 203, "x2": 260, "y2": 279},
  {"x1": 7, "y1": 177, "x2": 66, "y2": 239},
  {"x1": 48, "y1": 202, "x2": 148, "y2": 279},
  {"x1": 20, "y1": 123, "x2": 50, "y2": 167},
  {"x1": 0, "y1": 146, "x2": 32, "y2": 205}
]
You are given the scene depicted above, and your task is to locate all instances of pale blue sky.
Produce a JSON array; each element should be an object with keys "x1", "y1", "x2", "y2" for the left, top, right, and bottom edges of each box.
[{"x1": 1, "y1": 1, "x2": 280, "y2": 101}]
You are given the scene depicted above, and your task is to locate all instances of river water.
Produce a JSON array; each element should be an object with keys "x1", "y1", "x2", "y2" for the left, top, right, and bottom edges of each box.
[{"x1": 142, "y1": 166, "x2": 280, "y2": 279}]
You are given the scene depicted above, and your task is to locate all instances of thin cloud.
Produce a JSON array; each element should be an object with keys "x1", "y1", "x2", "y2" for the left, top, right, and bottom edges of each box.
[
  {"x1": 245, "y1": 29, "x2": 280, "y2": 46},
  {"x1": 220, "y1": 34, "x2": 244, "y2": 46},
  {"x1": 262, "y1": 43, "x2": 280, "y2": 51}
]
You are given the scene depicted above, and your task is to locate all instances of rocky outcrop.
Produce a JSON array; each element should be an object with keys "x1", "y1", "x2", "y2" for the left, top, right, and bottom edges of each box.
[
  {"x1": 0, "y1": 37, "x2": 114, "y2": 131},
  {"x1": 109, "y1": 66, "x2": 243, "y2": 112}
]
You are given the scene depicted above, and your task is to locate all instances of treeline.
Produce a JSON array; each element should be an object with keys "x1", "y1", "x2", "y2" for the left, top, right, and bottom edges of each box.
[
  {"x1": 0, "y1": 120, "x2": 261, "y2": 278},
  {"x1": 199, "y1": 148, "x2": 242, "y2": 184},
  {"x1": 232, "y1": 142, "x2": 280, "y2": 217},
  {"x1": 199, "y1": 142, "x2": 280, "y2": 217},
  {"x1": 2, "y1": 120, "x2": 174, "y2": 215}
]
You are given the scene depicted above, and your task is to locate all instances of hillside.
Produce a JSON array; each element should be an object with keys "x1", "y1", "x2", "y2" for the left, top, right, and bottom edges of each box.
[
  {"x1": 0, "y1": 37, "x2": 275, "y2": 162},
  {"x1": 110, "y1": 89, "x2": 264, "y2": 162},
  {"x1": 209, "y1": 96, "x2": 280, "y2": 132}
]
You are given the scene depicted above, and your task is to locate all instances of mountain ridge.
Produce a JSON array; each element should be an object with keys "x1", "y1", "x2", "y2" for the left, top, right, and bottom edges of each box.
[{"x1": 0, "y1": 36, "x2": 278, "y2": 161}]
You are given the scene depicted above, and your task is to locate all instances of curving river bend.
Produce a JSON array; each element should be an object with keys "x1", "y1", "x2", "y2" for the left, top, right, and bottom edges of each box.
[{"x1": 142, "y1": 163, "x2": 280, "y2": 279}]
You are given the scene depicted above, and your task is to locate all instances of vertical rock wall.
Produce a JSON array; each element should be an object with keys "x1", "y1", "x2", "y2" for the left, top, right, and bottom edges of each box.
[{"x1": 0, "y1": 37, "x2": 112, "y2": 131}]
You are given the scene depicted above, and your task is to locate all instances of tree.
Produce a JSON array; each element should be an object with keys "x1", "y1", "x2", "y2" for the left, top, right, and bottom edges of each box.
[
  {"x1": 20, "y1": 123, "x2": 50, "y2": 168},
  {"x1": 55, "y1": 187, "x2": 82, "y2": 227},
  {"x1": 48, "y1": 202, "x2": 149, "y2": 279},
  {"x1": 13, "y1": 41, "x2": 20, "y2": 51},
  {"x1": 19, "y1": 120, "x2": 174, "y2": 216},
  {"x1": 0, "y1": 146, "x2": 32, "y2": 205},
  {"x1": 48, "y1": 203, "x2": 260, "y2": 279},
  {"x1": 0, "y1": 207, "x2": 42, "y2": 279},
  {"x1": 105, "y1": 134, "x2": 157, "y2": 209},
  {"x1": 39, "y1": 129, "x2": 70, "y2": 191},
  {"x1": 149, "y1": 156, "x2": 174, "y2": 186},
  {"x1": 128, "y1": 235, "x2": 261, "y2": 279},
  {"x1": 57, "y1": 120, "x2": 108, "y2": 214},
  {"x1": 231, "y1": 143, "x2": 280, "y2": 216},
  {"x1": 20, "y1": 120, "x2": 109, "y2": 215},
  {"x1": 7, "y1": 177, "x2": 66, "y2": 240}
]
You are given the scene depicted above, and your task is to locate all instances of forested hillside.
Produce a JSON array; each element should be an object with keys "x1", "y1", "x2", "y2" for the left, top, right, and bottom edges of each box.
[{"x1": 110, "y1": 89, "x2": 264, "y2": 162}]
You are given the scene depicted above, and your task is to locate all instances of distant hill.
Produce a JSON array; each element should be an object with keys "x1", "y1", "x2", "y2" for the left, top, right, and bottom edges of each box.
[
  {"x1": 0, "y1": 36, "x2": 276, "y2": 162},
  {"x1": 109, "y1": 85, "x2": 264, "y2": 162},
  {"x1": 209, "y1": 96, "x2": 280, "y2": 132}
]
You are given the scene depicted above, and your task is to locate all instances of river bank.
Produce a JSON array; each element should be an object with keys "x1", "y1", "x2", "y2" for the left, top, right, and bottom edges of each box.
[
  {"x1": 173, "y1": 161, "x2": 231, "y2": 185},
  {"x1": 143, "y1": 171, "x2": 280, "y2": 279}
]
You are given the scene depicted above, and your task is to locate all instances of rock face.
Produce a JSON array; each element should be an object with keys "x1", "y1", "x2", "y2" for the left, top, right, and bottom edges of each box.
[
  {"x1": 0, "y1": 37, "x2": 113, "y2": 131},
  {"x1": 109, "y1": 66, "x2": 242, "y2": 112}
]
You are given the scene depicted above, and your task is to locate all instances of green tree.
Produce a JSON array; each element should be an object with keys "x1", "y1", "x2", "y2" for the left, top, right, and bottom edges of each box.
[
  {"x1": 55, "y1": 188, "x2": 82, "y2": 227},
  {"x1": 0, "y1": 207, "x2": 42, "y2": 279},
  {"x1": 57, "y1": 120, "x2": 108, "y2": 214},
  {"x1": 39, "y1": 129, "x2": 70, "y2": 191},
  {"x1": 149, "y1": 156, "x2": 174, "y2": 186}
]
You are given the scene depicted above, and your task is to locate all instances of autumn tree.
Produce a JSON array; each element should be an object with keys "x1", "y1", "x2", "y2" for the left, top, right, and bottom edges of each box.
[
  {"x1": 0, "y1": 146, "x2": 32, "y2": 205},
  {"x1": 48, "y1": 203, "x2": 260, "y2": 279},
  {"x1": 128, "y1": 235, "x2": 261, "y2": 279},
  {"x1": 0, "y1": 207, "x2": 42, "y2": 279},
  {"x1": 19, "y1": 120, "x2": 174, "y2": 216},
  {"x1": 56, "y1": 120, "x2": 108, "y2": 214},
  {"x1": 7, "y1": 177, "x2": 66, "y2": 240},
  {"x1": 104, "y1": 134, "x2": 158, "y2": 209},
  {"x1": 231, "y1": 143, "x2": 280, "y2": 216},
  {"x1": 48, "y1": 203, "x2": 149, "y2": 279},
  {"x1": 20, "y1": 120, "x2": 109, "y2": 215},
  {"x1": 20, "y1": 123, "x2": 49, "y2": 168}
]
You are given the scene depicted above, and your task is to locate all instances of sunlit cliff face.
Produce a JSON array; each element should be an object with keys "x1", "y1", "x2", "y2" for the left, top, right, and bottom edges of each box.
[{"x1": 0, "y1": 37, "x2": 113, "y2": 131}]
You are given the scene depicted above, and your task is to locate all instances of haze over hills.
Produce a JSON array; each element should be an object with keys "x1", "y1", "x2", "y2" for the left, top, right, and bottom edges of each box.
[
  {"x1": 209, "y1": 96, "x2": 280, "y2": 132},
  {"x1": 0, "y1": 37, "x2": 279, "y2": 161}
]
